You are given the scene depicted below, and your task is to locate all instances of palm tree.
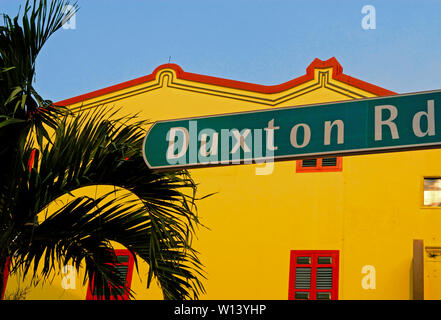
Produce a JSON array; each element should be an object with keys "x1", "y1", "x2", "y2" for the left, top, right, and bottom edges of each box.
[{"x1": 0, "y1": 0, "x2": 206, "y2": 300}]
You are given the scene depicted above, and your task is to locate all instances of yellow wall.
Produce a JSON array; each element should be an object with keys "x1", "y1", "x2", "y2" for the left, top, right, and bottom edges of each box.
[{"x1": 5, "y1": 58, "x2": 441, "y2": 300}]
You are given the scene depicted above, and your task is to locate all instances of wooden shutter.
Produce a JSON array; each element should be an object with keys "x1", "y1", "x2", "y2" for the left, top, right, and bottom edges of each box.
[
  {"x1": 316, "y1": 267, "x2": 333, "y2": 289},
  {"x1": 295, "y1": 267, "x2": 311, "y2": 289},
  {"x1": 296, "y1": 157, "x2": 342, "y2": 172},
  {"x1": 301, "y1": 159, "x2": 318, "y2": 167},
  {"x1": 288, "y1": 250, "x2": 339, "y2": 300},
  {"x1": 321, "y1": 157, "x2": 337, "y2": 167}
]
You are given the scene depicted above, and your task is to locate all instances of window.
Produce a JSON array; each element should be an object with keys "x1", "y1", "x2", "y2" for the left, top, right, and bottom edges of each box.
[
  {"x1": 296, "y1": 157, "x2": 342, "y2": 173},
  {"x1": 86, "y1": 250, "x2": 134, "y2": 300},
  {"x1": 288, "y1": 250, "x2": 339, "y2": 300},
  {"x1": 424, "y1": 178, "x2": 441, "y2": 207}
]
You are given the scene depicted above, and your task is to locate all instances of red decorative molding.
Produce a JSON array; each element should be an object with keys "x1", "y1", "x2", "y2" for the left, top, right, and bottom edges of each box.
[
  {"x1": 55, "y1": 57, "x2": 396, "y2": 106},
  {"x1": 312, "y1": 57, "x2": 396, "y2": 97}
]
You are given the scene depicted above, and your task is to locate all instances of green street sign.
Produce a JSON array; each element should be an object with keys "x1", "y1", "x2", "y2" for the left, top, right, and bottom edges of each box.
[{"x1": 143, "y1": 89, "x2": 441, "y2": 170}]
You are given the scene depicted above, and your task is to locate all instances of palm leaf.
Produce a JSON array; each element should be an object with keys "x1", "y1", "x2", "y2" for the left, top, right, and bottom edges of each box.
[
  {"x1": 9, "y1": 106, "x2": 207, "y2": 299},
  {"x1": 13, "y1": 192, "x2": 205, "y2": 300},
  {"x1": 0, "y1": 0, "x2": 76, "y2": 122},
  {"x1": 1, "y1": 0, "x2": 207, "y2": 300}
]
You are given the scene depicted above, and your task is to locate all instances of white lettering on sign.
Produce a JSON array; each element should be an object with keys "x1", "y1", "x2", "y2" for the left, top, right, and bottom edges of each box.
[
  {"x1": 290, "y1": 123, "x2": 311, "y2": 148},
  {"x1": 413, "y1": 99, "x2": 435, "y2": 137},
  {"x1": 231, "y1": 129, "x2": 251, "y2": 154},
  {"x1": 162, "y1": 100, "x2": 437, "y2": 169},
  {"x1": 375, "y1": 105, "x2": 399, "y2": 141},
  {"x1": 165, "y1": 120, "x2": 279, "y2": 170},
  {"x1": 324, "y1": 120, "x2": 344, "y2": 145},
  {"x1": 264, "y1": 119, "x2": 279, "y2": 151},
  {"x1": 199, "y1": 130, "x2": 218, "y2": 156},
  {"x1": 166, "y1": 127, "x2": 189, "y2": 164},
  {"x1": 221, "y1": 129, "x2": 252, "y2": 164}
]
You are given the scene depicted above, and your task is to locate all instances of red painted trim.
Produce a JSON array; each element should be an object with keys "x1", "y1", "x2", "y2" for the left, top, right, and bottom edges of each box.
[
  {"x1": 288, "y1": 250, "x2": 339, "y2": 300},
  {"x1": 296, "y1": 157, "x2": 343, "y2": 173},
  {"x1": 306, "y1": 57, "x2": 396, "y2": 97},
  {"x1": 2, "y1": 258, "x2": 10, "y2": 300},
  {"x1": 28, "y1": 149, "x2": 36, "y2": 173},
  {"x1": 55, "y1": 57, "x2": 396, "y2": 107},
  {"x1": 86, "y1": 249, "x2": 135, "y2": 300}
]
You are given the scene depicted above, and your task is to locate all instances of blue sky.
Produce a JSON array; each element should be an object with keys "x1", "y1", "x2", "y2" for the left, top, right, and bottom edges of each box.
[{"x1": 1, "y1": 0, "x2": 441, "y2": 102}]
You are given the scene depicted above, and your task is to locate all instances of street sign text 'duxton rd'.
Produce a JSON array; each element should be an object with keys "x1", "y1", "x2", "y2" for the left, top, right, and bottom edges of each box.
[{"x1": 143, "y1": 90, "x2": 441, "y2": 170}]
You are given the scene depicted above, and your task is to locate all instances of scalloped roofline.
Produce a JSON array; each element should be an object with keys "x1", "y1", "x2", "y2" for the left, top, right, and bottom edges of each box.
[{"x1": 55, "y1": 57, "x2": 396, "y2": 106}]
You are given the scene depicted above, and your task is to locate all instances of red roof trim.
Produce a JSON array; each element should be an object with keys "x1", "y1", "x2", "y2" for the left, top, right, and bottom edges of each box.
[{"x1": 55, "y1": 57, "x2": 396, "y2": 106}]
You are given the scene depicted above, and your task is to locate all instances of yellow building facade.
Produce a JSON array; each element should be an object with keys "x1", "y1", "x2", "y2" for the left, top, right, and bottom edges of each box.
[{"x1": 4, "y1": 57, "x2": 441, "y2": 300}]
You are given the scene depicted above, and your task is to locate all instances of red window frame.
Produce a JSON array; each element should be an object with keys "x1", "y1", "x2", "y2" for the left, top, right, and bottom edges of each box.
[
  {"x1": 1, "y1": 258, "x2": 10, "y2": 300},
  {"x1": 296, "y1": 157, "x2": 342, "y2": 173},
  {"x1": 86, "y1": 249, "x2": 134, "y2": 300},
  {"x1": 288, "y1": 250, "x2": 339, "y2": 300}
]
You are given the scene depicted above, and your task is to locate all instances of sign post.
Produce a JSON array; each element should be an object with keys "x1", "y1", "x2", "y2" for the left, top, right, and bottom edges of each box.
[{"x1": 143, "y1": 89, "x2": 441, "y2": 170}]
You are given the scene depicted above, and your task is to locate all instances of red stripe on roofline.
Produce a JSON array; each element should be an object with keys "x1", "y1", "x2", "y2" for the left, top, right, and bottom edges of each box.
[{"x1": 55, "y1": 57, "x2": 396, "y2": 106}]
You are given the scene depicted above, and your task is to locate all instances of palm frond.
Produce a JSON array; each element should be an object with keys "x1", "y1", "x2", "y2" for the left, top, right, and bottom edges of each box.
[
  {"x1": 0, "y1": 0, "x2": 78, "y2": 249},
  {"x1": 0, "y1": 0, "x2": 77, "y2": 125},
  {"x1": 10, "y1": 106, "x2": 207, "y2": 299},
  {"x1": 13, "y1": 192, "x2": 205, "y2": 300},
  {"x1": 1, "y1": 0, "x2": 207, "y2": 300}
]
